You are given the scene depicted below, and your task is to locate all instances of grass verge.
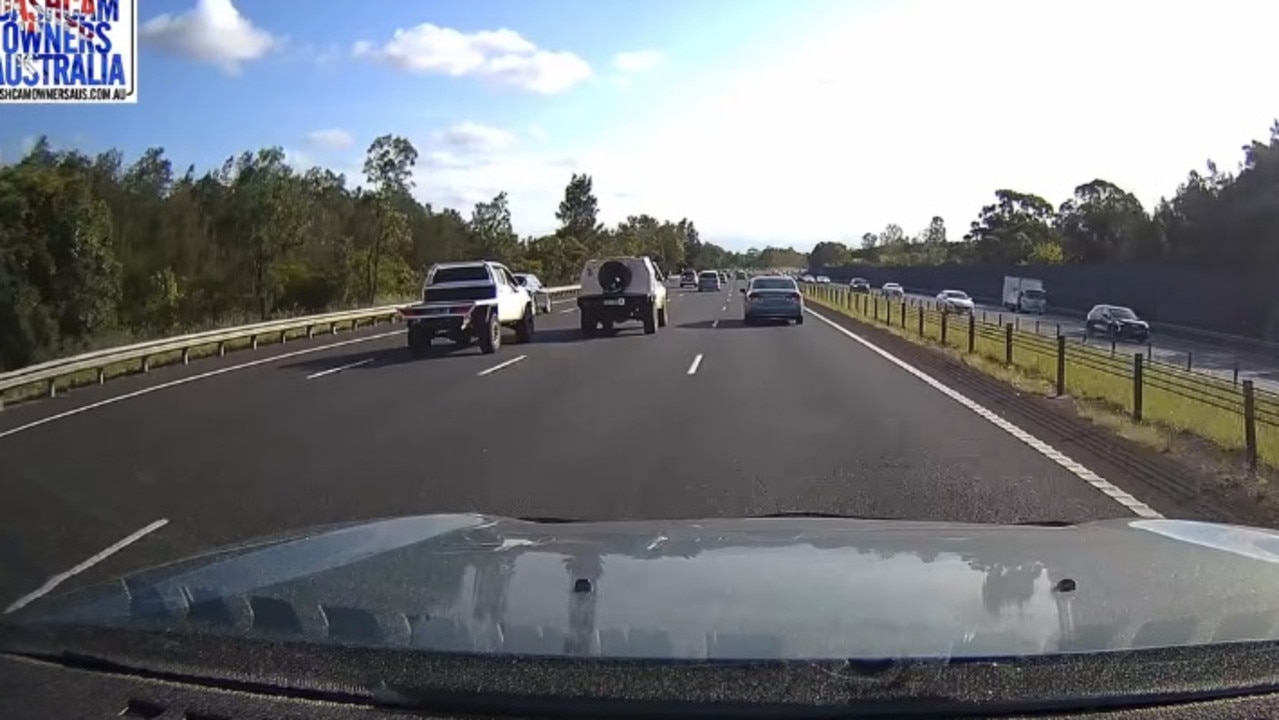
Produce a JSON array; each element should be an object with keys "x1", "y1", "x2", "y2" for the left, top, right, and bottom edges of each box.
[{"x1": 803, "y1": 287, "x2": 1279, "y2": 515}]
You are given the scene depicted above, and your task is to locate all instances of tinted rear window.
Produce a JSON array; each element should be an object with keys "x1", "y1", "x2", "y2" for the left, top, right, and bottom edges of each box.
[
  {"x1": 699, "y1": 272, "x2": 719, "y2": 280},
  {"x1": 753, "y1": 279, "x2": 796, "y2": 290},
  {"x1": 432, "y1": 266, "x2": 491, "y2": 283}
]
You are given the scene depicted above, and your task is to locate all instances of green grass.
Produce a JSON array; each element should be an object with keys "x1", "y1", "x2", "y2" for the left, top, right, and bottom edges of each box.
[{"x1": 805, "y1": 285, "x2": 1279, "y2": 469}]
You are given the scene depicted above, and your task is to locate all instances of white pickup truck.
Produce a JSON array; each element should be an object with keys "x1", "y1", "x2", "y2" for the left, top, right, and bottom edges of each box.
[{"x1": 398, "y1": 260, "x2": 535, "y2": 357}]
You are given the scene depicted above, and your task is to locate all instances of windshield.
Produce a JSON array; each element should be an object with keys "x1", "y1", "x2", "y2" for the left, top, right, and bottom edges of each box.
[
  {"x1": 5, "y1": 4, "x2": 1278, "y2": 715},
  {"x1": 751, "y1": 278, "x2": 797, "y2": 290}
]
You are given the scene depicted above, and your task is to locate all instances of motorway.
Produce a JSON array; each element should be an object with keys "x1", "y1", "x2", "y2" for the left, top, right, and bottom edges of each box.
[
  {"x1": 896, "y1": 291, "x2": 1279, "y2": 394},
  {"x1": 0, "y1": 282, "x2": 1201, "y2": 612}
]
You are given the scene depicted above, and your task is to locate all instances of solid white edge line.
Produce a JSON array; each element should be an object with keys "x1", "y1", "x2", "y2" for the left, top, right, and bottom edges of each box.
[
  {"x1": 305, "y1": 357, "x2": 374, "y2": 380},
  {"x1": 5, "y1": 518, "x2": 170, "y2": 613},
  {"x1": 477, "y1": 355, "x2": 528, "y2": 376},
  {"x1": 687, "y1": 354, "x2": 704, "y2": 375},
  {"x1": 803, "y1": 306, "x2": 1164, "y2": 519},
  {"x1": 0, "y1": 330, "x2": 406, "y2": 441}
]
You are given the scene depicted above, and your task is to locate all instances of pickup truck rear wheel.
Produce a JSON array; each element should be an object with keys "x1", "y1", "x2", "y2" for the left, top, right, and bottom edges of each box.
[
  {"x1": 580, "y1": 312, "x2": 596, "y2": 338},
  {"x1": 643, "y1": 302, "x2": 657, "y2": 335},
  {"x1": 408, "y1": 331, "x2": 432, "y2": 358},
  {"x1": 478, "y1": 311, "x2": 501, "y2": 354},
  {"x1": 515, "y1": 305, "x2": 534, "y2": 343}
]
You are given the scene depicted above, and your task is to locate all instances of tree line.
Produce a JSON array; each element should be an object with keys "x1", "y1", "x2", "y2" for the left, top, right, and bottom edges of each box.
[
  {"x1": 807, "y1": 121, "x2": 1279, "y2": 335},
  {"x1": 0, "y1": 135, "x2": 807, "y2": 370}
]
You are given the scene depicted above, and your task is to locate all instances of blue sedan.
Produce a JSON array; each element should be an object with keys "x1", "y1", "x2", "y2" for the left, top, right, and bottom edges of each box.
[{"x1": 742, "y1": 276, "x2": 804, "y2": 325}]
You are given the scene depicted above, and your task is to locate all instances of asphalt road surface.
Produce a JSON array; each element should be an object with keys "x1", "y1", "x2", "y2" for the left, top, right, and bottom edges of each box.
[
  {"x1": 0, "y1": 283, "x2": 1198, "y2": 611},
  {"x1": 899, "y1": 292, "x2": 1279, "y2": 394}
]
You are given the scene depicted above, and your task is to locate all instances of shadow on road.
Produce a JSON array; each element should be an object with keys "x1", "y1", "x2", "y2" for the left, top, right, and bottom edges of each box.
[
  {"x1": 278, "y1": 342, "x2": 480, "y2": 374},
  {"x1": 677, "y1": 319, "x2": 794, "y2": 330}
]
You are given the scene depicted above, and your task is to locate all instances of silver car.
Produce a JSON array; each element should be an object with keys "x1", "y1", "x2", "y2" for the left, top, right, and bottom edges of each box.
[
  {"x1": 936, "y1": 289, "x2": 975, "y2": 314},
  {"x1": 514, "y1": 273, "x2": 553, "y2": 314},
  {"x1": 742, "y1": 276, "x2": 804, "y2": 325},
  {"x1": 882, "y1": 282, "x2": 904, "y2": 300}
]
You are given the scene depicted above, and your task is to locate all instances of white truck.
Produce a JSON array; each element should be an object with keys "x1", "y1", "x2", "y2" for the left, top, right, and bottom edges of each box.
[
  {"x1": 1002, "y1": 276, "x2": 1047, "y2": 314},
  {"x1": 398, "y1": 260, "x2": 535, "y2": 357}
]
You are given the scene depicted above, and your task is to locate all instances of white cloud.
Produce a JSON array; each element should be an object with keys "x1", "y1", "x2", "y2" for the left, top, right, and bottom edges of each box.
[
  {"x1": 613, "y1": 50, "x2": 662, "y2": 74},
  {"x1": 434, "y1": 122, "x2": 517, "y2": 151},
  {"x1": 352, "y1": 23, "x2": 591, "y2": 94},
  {"x1": 412, "y1": 151, "x2": 582, "y2": 230},
  {"x1": 282, "y1": 147, "x2": 317, "y2": 170},
  {"x1": 305, "y1": 128, "x2": 355, "y2": 150},
  {"x1": 557, "y1": 0, "x2": 1279, "y2": 248},
  {"x1": 140, "y1": 0, "x2": 276, "y2": 74}
]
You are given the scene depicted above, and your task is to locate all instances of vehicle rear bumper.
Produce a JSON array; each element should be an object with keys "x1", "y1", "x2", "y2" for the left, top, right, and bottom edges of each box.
[{"x1": 578, "y1": 294, "x2": 653, "y2": 321}]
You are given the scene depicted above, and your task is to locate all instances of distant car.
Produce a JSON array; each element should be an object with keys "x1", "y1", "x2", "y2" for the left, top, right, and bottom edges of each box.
[
  {"x1": 800, "y1": 274, "x2": 816, "y2": 283},
  {"x1": 718, "y1": 271, "x2": 730, "y2": 284},
  {"x1": 936, "y1": 289, "x2": 974, "y2": 314},
  {"x1": 1085, "y1": 304, "x2": 1150, "y2": 342},
  {"x1": 680, "y1": 270, "x2": 698, "y2": 288},
  {"x1": 735, "y1": 270, "x2": 747, "y2": 280},
  {"x1": 698, "y1": 270, "x2": 722, "y2": 292},
  {"x1": 815, "y1": 275, "x2": 832, "y2": 284},
  {"x1": 882, "y1": 282, "x2": 904, "y2": 300},
  {"x1": 849, "y1": 278, "x2": 870, "y2": 293},
  {"x1": 742, "y1": 275, "x2": 804, "y2": 325},
  {"x1": 513, "y1": 273, "x2": 553, "y2": 314}
]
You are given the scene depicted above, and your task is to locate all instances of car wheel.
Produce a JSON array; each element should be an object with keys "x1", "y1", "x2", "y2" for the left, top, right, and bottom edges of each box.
[
  {"x1": 795, "y1": 314, "x2": 804, "y2": 325},
  {"x1": 478, "y1": 311, "x2": 501, "y2": 354},
  {"x1": 408, "y1": 332, "x2": 431, "y2": 358},
  {"x1": 643, "y1": 303, "x2": 657, "y2": 334},
  {"x1": 515, "y1": 305, "x2": 534, "y2": 343},
  {"x1": 657, "y1": 305, "x2": 668, "y2": 328},
  {"x1": 580, "y1": 313, "x2": 596, "y2": 338}
]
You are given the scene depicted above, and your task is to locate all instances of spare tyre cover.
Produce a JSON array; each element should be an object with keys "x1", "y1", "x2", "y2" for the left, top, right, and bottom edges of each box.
[{"x1": 598, "y1": 261, "x2": 633, "y2": 293}]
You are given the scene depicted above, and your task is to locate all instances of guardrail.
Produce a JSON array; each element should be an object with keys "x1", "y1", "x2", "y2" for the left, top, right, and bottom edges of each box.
[
  {"x1": 0, "y1": 284, "x2": 581, "y2": 408},
  {"x1": 801, "y1": 282, "x2": 1279, "y2": 471}
]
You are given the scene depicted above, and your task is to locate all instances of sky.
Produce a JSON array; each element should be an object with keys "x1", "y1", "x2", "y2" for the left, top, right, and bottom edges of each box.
[{"x1": 3, "y1": 0, "x2": 1277, "y2": 252}]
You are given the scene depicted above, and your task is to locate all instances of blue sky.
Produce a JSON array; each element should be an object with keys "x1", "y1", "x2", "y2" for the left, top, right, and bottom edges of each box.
[{"x1": 4, "y1": 0, "x2": 1277, "y2": 250}]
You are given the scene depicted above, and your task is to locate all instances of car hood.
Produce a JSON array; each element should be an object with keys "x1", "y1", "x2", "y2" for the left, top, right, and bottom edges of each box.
[{"x1": 9, "y1": 514, "x2": 1279, "y2": 661}]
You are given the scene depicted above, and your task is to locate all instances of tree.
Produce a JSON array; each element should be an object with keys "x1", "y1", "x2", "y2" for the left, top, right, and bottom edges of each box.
[
  {"x1": 469, "y1": 192, "x2": 520, "y2": 262},
  {"x1": 362, "y1": 134, "x2": 418, "y2": 303},
  {"x1": 555, "y1": 173, "x2": 600, "y2": 244},
  {"x1": 921, "y1": 216, "x2": 947, "y2": 245},
  {"x1": 965, "y1": 189, "x2": 1061, "y2": 265},
  {"x1": 1057, "y1": 179, "x2": 1154, "y2": 263}
]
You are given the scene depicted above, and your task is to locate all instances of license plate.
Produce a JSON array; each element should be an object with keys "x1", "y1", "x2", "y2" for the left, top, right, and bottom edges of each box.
[{"x1": 603, "y1": 298, "x2": 625, "y2": 306}]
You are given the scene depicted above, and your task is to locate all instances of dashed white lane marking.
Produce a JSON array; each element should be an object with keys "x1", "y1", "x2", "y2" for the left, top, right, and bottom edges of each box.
[
  {"x1": 477, "y1": 354, "x2": 528, "y2": 376},
  {"x1": 712, "y1": 319, "x2": 720, "y2": 329},
  {"x1": 5, "y1": 518, "x2": 170, "y2": 613},
  {"x1": 687, "y1": 354, "x2": 704, "y2": 375},
  {"x1": 305, "y1": 357, "x2": 373, "y2": 379},
  {"x1": 560, "y1": 308, "x2": 577, "y2": 314},
  {"x1": 0, "y1": 330, "x2": 406, "y2": 441},
  {"x1": 804, "y1": 307, "x2": 1163, "y2": 519},
  {"x1": 721, "y1": 305, "x2": 728, "y2": 312}
]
